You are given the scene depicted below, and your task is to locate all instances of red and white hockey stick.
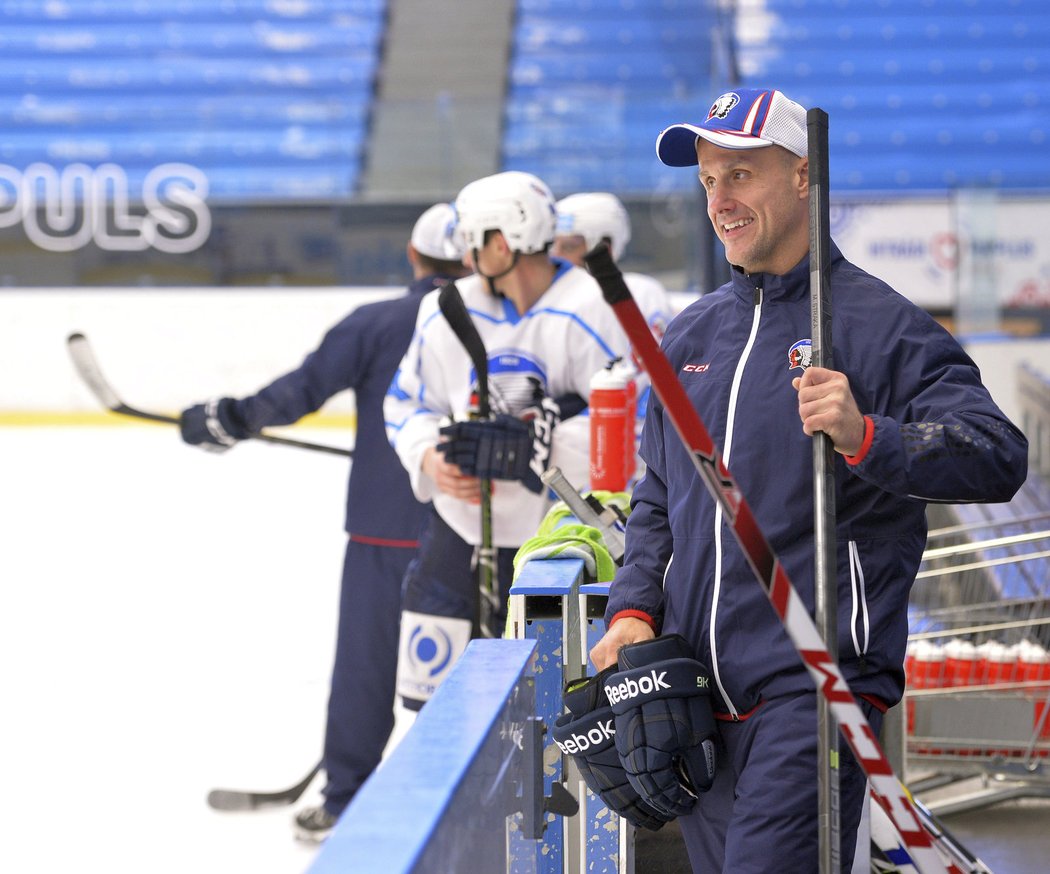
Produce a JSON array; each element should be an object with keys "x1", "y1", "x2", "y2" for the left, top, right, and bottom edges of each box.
[{"x1": 583, "y1": 244, "x2": 960, "y2": 874}]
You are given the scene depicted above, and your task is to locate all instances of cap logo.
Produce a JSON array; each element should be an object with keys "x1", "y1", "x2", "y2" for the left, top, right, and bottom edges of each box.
[
  {"x1": 708, "y1": 93, "x2": 739, "y2": 121},
  {"x1": 788, "y1": 339, "x2": 812, "y2": 371}
]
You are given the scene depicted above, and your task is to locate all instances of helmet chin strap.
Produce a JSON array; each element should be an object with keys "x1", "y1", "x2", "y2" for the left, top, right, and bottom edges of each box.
[{"x1": 473, "y1": 247, "x2": 520, "y2": 297}]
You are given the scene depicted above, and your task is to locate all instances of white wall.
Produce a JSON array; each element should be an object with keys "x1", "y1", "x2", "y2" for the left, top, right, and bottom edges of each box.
[
  {"x1": 0, "y1": 287, "x2": 398, "y2": 416},
  {"x1": 2, "y1": 287, "x2": 1046, "y2": 430}
]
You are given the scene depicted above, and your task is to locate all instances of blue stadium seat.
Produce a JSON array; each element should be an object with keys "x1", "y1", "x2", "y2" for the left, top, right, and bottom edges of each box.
[
  {"x1": 0, "y1": 1, "x2": 387, "y2": 200},
  {"x1": 503, "y1": 2, "x2": 716, "y2": 194},
  {"x1": 0, "y1": 19, "x2": 384, "y2": 56},
  {"x1": 2, "y1": 0, "x2": 386, "y2": 23},
  {"x1": 510, "y1": 50, "x2": 707, "y2": 88},
  {"x1": 0, "y1": 92, "x2": 374, "y2": 129},
  {"x1": 505, "y1": 0, "x2": 1049, "y2": 195},
  {"x1": 518, "y1": 0, "x2": 702, "y2": 14},
  {"x1": 0, "y1": 55, "x2": 379, "y2": 94},
  {"x1": 729, "y1": 0, "x2": 1050, "y2": 192}
]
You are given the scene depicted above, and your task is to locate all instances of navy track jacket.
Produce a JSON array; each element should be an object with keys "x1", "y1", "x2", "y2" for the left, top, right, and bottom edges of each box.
[
  {"x1": 608, "y1": 244, "x2": 1028, "y2": 719},
  {"x1": 230, "y1": 275, "x2": 454, "y2": 543}
]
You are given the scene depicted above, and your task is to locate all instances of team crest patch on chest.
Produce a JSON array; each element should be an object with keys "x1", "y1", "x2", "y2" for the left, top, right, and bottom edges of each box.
[
  {"x1": 484, "y1": 349, "x2": 549, "y2": 414},
  {"x1": 788, "y1": 339, "x2": 812, "y2": 371}
]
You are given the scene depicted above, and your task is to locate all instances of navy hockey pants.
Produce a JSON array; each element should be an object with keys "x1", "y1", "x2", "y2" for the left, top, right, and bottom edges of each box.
[
  {"x1": 321, "y1": 536, "x2": 417, "y2": 817},
  {"x1": 677, "y1": 691, "x2": 883, "y2": 873}
]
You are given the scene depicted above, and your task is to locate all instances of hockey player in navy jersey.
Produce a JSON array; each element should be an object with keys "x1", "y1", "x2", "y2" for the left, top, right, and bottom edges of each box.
[
  {"x1": 384, "y1": 171, "x2": 631, "y2": 709},
  {"x1": 179, "y1": 203, "x2": 471, "y2": 842}
]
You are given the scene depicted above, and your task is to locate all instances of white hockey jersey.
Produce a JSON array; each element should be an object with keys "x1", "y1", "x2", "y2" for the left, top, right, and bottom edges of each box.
[
  {"x1": 385, "y1": 259, "x2": 631, "y2": 547},
  {"x1": 625, "y1": 271, "x2": 674, "y2": 343}
]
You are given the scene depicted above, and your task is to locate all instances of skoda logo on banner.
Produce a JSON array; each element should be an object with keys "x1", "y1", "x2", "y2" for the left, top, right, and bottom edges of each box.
[{"x1": 0, "y1": 162, "x2": 211, "y2": 253}]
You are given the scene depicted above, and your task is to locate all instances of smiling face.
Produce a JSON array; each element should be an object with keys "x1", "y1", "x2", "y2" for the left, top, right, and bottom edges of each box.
[{"x1": 696, "y1": 139, "x2": 810, "y2": 276}]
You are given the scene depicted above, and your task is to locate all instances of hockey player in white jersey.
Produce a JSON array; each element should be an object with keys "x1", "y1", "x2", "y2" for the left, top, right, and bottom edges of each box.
[
  {"x1": 553, "y1": 191, "x2": 674, "y2": 341},
  {"x1": 553, "y1": 192, "x2": 676, "y2": 481},
  {"x1": 385, "y1": 171, "x2": 630, "y2": 708}
]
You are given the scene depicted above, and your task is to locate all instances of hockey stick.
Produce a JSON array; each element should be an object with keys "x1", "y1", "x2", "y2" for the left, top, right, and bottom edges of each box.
[
  {"x1": 870, "y1": 791, "x2": 992, "y2": 873},
  {"x1": 207, "y1": 760, "x2": 322, "y2": 811},
  {"x1": 583, "y1": 244, "x2": 960, "y2": 874},
  {"x1": 67, "y1": 332, "x2": 353, "y2": 458},
  {"x1": 807, "y1": 106, "x2": 840, "y2": 874},
  {"x1": 436, "y1": 283, "x2": 499, "y2": 639},
  {"x1": 541, "y1": 465, "x2": 626, "y2": 563}
]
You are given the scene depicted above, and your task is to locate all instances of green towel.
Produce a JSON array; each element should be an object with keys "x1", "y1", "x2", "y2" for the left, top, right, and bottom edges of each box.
[{"x1": 513, "y1": 522, "x2": 617, "y2": 584}]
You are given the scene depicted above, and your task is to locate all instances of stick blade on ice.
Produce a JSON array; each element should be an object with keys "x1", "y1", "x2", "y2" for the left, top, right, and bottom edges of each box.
[
  {"x1": 206, "y1": 762, "x2": 322, "y2": 812},
  {"x1": 67, "y1": 331, "x2": 123, "y2": 411}
]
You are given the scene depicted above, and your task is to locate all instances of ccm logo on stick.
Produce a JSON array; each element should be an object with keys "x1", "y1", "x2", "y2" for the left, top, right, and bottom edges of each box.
[
  {"x1": 604, "y1": 669, "x2": 670, "y2": 704},
  {"x1": 683, "y1": 363, "x2": 710, "y2": 373},
  {"x1": 554, "y1": 719, "x2": 615, "y2": 755}
]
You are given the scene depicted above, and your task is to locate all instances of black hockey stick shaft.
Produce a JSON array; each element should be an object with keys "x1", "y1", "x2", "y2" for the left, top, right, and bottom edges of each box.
[
  {"x1": 436, "y1": 283, "x2": 499, "y2": 639},
  {"x1": 67, "y1": 332, "x2": 352, "y2": 457},
  {"x1": 807, "y1": 106, "x2": 840, "y2": 874},
  {"x1": 583, "y1": 244, "x2": 956, "y2": 874},
  {"x1": 207, "y1": 760, "x2": 322, "y2": 811}
]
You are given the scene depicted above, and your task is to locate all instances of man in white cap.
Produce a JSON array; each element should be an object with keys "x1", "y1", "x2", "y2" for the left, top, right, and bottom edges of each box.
[
  {"x1": 179, "y1": 203, "x2": 471, "y2": 842},
  {"x1": 589, "y1": 87, "x2": 1027, "y2": 871}
]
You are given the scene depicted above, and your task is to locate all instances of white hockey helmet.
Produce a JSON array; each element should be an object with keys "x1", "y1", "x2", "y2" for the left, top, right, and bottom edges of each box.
[
  {"x1": 554, "y1": 192, "x2": 632, "y2": 261},
  {"x1": 454, "y1": 171, "x2": 557, "y2": 256},
  {"x1": 410, "y1": 202, "x2": 466, "y2": 261}
]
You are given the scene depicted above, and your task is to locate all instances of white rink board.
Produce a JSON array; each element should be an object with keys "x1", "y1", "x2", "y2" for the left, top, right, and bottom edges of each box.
[{"x1": 0, "y1": 287, "x2": 398, "y2": 413}]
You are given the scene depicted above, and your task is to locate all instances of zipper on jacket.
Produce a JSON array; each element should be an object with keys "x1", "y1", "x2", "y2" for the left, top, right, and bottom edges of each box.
[{"x1": 709, "y1": 285, "x2": 763, "y2": 720}]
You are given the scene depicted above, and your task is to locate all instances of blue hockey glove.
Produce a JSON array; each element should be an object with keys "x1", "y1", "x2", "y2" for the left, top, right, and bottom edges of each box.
[
  {"x1": 552, "y1": 667, "x2": 675, "y2": 831},
  {"x1": 179, "y1": 397, "x2": 249, "y2": 451},
  {"x1": 604, "y1": 634, "x2": 718, "y2": 817}
]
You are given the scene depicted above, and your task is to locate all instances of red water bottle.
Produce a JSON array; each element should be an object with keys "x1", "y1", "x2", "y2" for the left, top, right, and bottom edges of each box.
[
  {"x1": 609, "y1": 357, "x2": 639, "y2": 487},
  {"x1": 590, "y1": 361, "x2": 631, "y2": 491}
]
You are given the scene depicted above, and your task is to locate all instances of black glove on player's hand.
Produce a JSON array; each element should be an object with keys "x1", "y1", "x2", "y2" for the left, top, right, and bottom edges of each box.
[
  {"x1": 438, "y1": 413, "x2": 534, "y2": 482},
  {"x1": 438, "y1": 400, "x2": 564, "y2": 494},
  {"x1": 603, "y1": 634, "x2": 718, "y2": 817},
  {"x1": 179, "y1": 397, "x2": 249, "y2": 451},
  {"x1": 552, "y1": 667, "x2": 675, "y2": 831}
]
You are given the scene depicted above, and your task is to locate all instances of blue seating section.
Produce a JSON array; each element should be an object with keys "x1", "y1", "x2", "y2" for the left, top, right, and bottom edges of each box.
[
  {"x1": 1, "y1": 1, "x2": 386, "y2": 200},
  {"x1": 503, "y1": 1, "x2": 719, "y2": 194},
  {"x1": 733, "y1": 0, "x2": 1050, "y2": 192},
  {"x1": 505, "y1": 0, "x2": 1049, "y2": 195}
]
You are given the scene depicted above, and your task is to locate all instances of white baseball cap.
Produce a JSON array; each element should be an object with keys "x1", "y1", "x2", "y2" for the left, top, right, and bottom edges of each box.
[
  {"x1": 410, "y1": 203, "x2": 465, "y2": 260},
  {"x1": 656, "y1": 88, "x2": 808, "y2": 166}
]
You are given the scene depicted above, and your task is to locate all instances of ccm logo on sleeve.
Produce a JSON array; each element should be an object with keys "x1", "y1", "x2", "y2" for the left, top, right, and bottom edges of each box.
[{"x1": 682, "y1": 363, "x2": 710, "y2": 373}]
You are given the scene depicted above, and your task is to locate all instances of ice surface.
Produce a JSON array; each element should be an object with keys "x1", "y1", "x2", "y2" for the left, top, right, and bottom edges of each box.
[{"x1": 0, "y1": 423, "x2": 365, "y2": 874}]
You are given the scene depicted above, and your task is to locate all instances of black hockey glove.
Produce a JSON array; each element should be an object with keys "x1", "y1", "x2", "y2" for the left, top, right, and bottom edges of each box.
[
  {"x1": 552, "y1": 667, "x2": 675, "y2": 831},
  {"x1": 179, "y1": 397, "x2": 250, "y2": 451},
  {"x1": 437, "y1": 402, "x2": 561, "y2": 494},
  {"x1": 604, "y1": 634, "x2": 718, "y2": 818},
  {"x1": 438, "y1": 413, "x2": 535, "y2": 484}
]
